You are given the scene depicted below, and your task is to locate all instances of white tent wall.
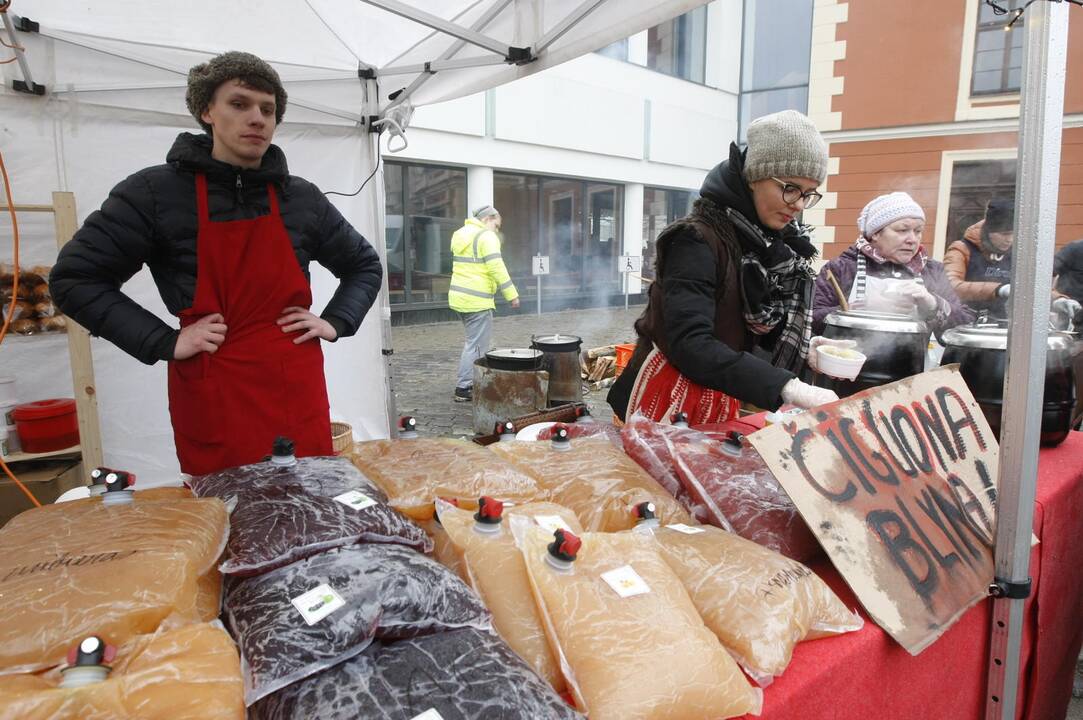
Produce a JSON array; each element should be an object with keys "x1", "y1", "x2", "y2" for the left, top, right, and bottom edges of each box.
[{"x1": 0, "y1": 94, "x2": 388, "y2": 485}]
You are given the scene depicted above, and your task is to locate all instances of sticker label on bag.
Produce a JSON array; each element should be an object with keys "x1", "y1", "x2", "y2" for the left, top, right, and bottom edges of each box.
[
  {"x1": 333, "y1": 490, "x2": 378, "y2": 511},
  {"x1": 601, "y1": 565, "x2": 651, "y2": 598},
  {"x1": 534, "y1": 514, "x2": 572, "y2": 534},
  {"x1": 666, "y1": 523, "x2": 705, "y2": 535},
  {"x1": 291, "y1": 584, "x2": 345, "y2": 626},
  {"x1": 410, "y1": 710, "x2": 445, "y2": 720}
]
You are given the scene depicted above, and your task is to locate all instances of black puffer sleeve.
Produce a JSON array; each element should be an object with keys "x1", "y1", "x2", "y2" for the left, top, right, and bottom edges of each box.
[
  {"x1": 661, "y1": 234, "x2": 794, "y2": 410},
  {"x1": 308, "y1": 187, "x2": 383, "y2": 339},
  {"x1": 50, "y1": 172, "x2": 179, "y2": 364}
]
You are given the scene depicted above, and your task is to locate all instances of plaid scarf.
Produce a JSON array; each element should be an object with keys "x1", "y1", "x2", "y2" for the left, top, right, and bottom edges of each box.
[{"x1": 728, "y1": 208, "x2": 817, "y2": 374}]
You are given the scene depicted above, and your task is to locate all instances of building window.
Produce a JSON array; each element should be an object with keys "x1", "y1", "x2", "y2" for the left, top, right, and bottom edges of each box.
[
  {"x1": 383, "y1": 161, "x2": 467, "y2": 309},
  {"x1": 971, "y1": 0, "x2": 1024, "y2": 95},
  {"x1": 946, "y1": 159, "x2": 1017, "y2": 248},
  {"x1": 642, "y1": 188, "x2": 695, "y2": 280},
  {"x1": 739, "y1": 0, "x2": 813, "y2": 142},
  {"x1": 596, "y1": 38, "x2": 629, "y2": 62},
  {"x1": 647, "y1": 7, "x2": 707, "y2": 83},
  {"x1": 493, "y1": 172, "x2": 624, "y2": 301}
]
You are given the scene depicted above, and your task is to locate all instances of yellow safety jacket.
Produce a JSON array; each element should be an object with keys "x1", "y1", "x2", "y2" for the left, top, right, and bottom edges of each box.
[{"x1": 448, "y1": 217, "x2": 519, "y2": 312}]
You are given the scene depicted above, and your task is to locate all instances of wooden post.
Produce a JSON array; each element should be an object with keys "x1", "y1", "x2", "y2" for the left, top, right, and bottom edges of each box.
[{"x1": 51, "y1": 192, "x2": 104, "y2": 474}]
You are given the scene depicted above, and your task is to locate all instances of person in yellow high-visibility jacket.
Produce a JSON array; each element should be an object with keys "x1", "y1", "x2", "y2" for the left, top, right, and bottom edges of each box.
[{"x1": 449, "y1": 205, "x2": 520, "y2": 402}]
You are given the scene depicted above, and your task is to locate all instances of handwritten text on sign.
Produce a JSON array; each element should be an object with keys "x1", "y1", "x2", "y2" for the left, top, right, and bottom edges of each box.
[{"x1": 748, "y1": 366, "x2": 997, "y2": 655}]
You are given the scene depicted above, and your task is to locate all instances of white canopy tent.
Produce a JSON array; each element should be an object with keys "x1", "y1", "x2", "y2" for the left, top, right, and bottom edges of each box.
[{"x1": 0, "y1": 0, "x2": 707, "y2": 485}]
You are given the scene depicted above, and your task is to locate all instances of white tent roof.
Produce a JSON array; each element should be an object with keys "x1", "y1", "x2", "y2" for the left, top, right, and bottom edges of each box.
[{"x1": 9, "y1": 0, "x2": 709, "y2": 123}]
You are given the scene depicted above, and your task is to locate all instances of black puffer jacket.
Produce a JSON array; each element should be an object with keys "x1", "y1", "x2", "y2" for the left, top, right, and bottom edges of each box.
[
  {"x1": 51, "y1": 133, "x2": 383, "y2": 365},
  {"x1": 608, "y1": 143, "x2": 806, "y2": 419}
]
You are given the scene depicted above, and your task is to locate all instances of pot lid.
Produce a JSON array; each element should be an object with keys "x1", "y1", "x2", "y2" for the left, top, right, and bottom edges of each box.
[
  {"x1": 486, "y1": 348, "x2": 542, "y2": 362},
  {"x1": 532, "y1": 334, "x2": 582, "y2": 351},
  {"x1": 942, "y1": 323, "x2": 1076, "y2": 351},
  {"x1": 825, "y1": 310, "x2": 929, "y2": 334}
]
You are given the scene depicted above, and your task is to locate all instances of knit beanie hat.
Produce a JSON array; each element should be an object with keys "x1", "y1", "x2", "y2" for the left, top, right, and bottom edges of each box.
[
  {"x1": 186, "y1": 51, "x2": 288, "y2": 133},
  {"x1": 984, "y1": 197, "x2": 1015, "y2": 234},
  {"x1": 743, "y1": 110, "x2": 829, "y2": 184},
  {"x1": 857, "y1": 192, "x2": 926, "y2": 238}
]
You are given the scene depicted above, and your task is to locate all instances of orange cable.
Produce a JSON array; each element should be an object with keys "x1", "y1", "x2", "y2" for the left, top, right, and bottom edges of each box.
[{"x1": 0, "y1": 147, "x2": 42, "y2": 508}]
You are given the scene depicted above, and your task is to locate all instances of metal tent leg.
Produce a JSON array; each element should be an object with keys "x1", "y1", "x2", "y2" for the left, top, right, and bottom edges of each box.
[{"x1": 983, "y1": 2, "x2": 1069, "y2": 718}]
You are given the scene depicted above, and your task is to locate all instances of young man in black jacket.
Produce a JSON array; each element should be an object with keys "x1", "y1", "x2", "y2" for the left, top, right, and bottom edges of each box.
[{"x1": 50, "y1": 51, "x2": 383, "y2": 473}]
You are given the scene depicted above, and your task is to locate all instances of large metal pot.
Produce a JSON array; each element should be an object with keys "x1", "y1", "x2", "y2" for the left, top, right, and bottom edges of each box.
[
  {"x1": 472, "y1": 358, "x2": 549, "y2": 435},
  {"x1": 531, "y1": 334, "x2": 583, "y2": 406},
  {"x1": 940, "y1": 322, "x2": 1076, "y2": 447},
  {"x1": 485, "y1": 348, "x2": 542, "y2": 371},
  {"x1": 819, "y1": 310, "x2": 931, "y2": 397}
]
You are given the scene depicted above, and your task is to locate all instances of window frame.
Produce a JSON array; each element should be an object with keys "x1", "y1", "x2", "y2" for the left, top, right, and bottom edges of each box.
[{"x1": 970, "y1": 0, "x2": 1025, "y2": 97}]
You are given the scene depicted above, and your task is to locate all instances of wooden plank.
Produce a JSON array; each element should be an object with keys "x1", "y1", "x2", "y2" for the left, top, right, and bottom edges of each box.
[
  {"x1": 10, "y1": 204, "x2": 56, "y2": 213},
  {"x1": 51, "y1": 192, "x2": 104, "y2": 477},
  {"x1": 4, "y1": 444, "x2": 81, "y2": 464}
]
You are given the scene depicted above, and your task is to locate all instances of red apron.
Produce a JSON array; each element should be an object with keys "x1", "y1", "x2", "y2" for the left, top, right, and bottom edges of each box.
[
  {"x1": 625, "y1": 346, "x2": 740, "y2": 426},
  {"x1": 168, "y1": 174, "x2": 332, "y2": 475}
]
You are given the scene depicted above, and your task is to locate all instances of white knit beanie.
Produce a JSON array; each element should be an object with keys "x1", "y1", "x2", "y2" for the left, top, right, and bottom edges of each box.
[
  {"x1": 857, "y1": 192, "x2": 926, "y2": 237},
  {"x1": 743, "y1": 110, "x2": 829, "y2": 184}
]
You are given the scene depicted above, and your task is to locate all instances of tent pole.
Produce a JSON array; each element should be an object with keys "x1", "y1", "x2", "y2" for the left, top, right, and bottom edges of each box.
[
  {"x1": 3, "y1": 12, "x2": 44, "y2": 94},
  {"x1": 534, "y1": 0, "x2": 610, "y2": 53},
  {"x1": 358, "y1": 0, "x2": 517, "y2": 58},
  {"x1": 983, "y1": 2, "x2": 1068, "y2": 718}
]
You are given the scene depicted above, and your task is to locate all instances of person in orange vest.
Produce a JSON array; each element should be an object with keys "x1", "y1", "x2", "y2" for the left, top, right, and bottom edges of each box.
[
  {"x1": 448, "y1": 206, "x2": 519, "y2": 402},
  {"x1": 51, "y1": 52, "x2": 383, "y2": 474}
]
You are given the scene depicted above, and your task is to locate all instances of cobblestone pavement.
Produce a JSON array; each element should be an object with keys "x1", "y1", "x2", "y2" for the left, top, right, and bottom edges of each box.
[{"x1": 389, "y1": 306, "x2": 643, "y2": 438}]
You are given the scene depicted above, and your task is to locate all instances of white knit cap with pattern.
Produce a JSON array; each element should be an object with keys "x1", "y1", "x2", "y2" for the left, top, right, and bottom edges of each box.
[
  {"x1": 743, "y1": 110, "x2": 829, "y2": 184},
  {"x1": 857, "y1": 192, "x2": 926, "y2": 237}
]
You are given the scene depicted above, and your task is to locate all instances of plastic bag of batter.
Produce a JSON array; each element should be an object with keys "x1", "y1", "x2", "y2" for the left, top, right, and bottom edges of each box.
[
  {"x1": 438, "y1": 499, "x2": 584, "y2": 693},
  {"x1": 0, "y1": 623, "x2": 244, "y2": 720},
  {"x1": 420, "y1": 516, "x2": 469, "y2": 582},
  {"x1": 250, "y1": 627, "x2": 583, "y2": 720},
  {"x1": 651, "y1": 524, "x2": 862, "y2": 682},
  {"x1": 621, "y1": 415, "x2": 712, "y2": 522},
  {"x1": 350, "y1": 438, "x2": 541, "y2": 520},
  {"x1": 189, "y1": 456, "x2": 432, "y2": 575},
  {"x1": 621, "y1": 415, "x2": 819, "y2": 561},
  {"x1": 223, "y1": 543, "x2": 492, "y2": 705},
  {"x1": 491, "y1": 436, "x2": 692, "y2": 532},
  {"x1": 536, "y1": 421, "x2": 623, "y2": 446},
  {"x1": 187, "y1": 455, "x2": 379, "y2": 500},
  {"x1": 516, "y1": 523, "x2": 761, "y2": 720},
  {"x1": 0, "y1": 496, "x2": 229, "y2": 674}
]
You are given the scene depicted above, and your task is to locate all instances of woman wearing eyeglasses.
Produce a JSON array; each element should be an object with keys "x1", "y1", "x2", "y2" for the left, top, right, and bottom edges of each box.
[
  {"x1": 811, "y1": 192, "x2": 973, "y2": 336},
  {"x1": 608, "y1": 110, "x2": 848, "y2": 425}
]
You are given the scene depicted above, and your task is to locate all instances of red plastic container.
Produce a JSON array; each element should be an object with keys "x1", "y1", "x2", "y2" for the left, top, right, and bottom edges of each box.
[
  {"x1": 11, "y1": 399, "x2": 79, "y2": 453},
  {"x1": 614, "y1": 343, "x2": 636, "y2": 376}
]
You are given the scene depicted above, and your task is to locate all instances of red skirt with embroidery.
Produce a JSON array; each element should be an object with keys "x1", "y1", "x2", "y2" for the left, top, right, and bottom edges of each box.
[{"x1": 626, "y1": 347, "x2": 740, "y2": 425}]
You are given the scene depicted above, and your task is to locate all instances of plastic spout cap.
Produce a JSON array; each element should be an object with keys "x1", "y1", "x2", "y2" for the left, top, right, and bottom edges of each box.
[
  {"x1": 59, "y1": 636, "x2": 116, "y2": 688},
  {"x1": 574, "y1": 406, "x2": 595, "y2": 424},
  {"x1": 398, "y1": 416, "x2": 419, "y2": 439},
  {"x1": 495, "y1": 421, "x2": 517, "y2": 442},
  {"x1": 721, "y1": 431, "x2": 744, "y2": 458},
  {"x1": 631, "y1": 501, "x2": 660, "y2": 532},
  {"x1": 473, "y1": 496, "x2": 504, "y2": 533},
  {"x1": 550, "y1": 423, "x2": 571, "y2": 451},
  {"x1": 101, "y1": 470, "x2": 135, "y2": 506},
  {"x1": 670, "y1": 412, "x2": 690, "y2": 428},
  {"x1": 271, "y1": 436, "x2": 297, "y2": 466},
  {"x1": 88, "y1": 467, "x2": 116, "y2": 496},
  {"x1": 545, "y1": 528, "x2": 581, "y2": 572}
]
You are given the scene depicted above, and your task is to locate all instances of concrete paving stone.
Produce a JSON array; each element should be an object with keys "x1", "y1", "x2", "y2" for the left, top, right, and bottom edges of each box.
[{"x1": 389, "y1": 306, "x2": 643, "y2": 438}]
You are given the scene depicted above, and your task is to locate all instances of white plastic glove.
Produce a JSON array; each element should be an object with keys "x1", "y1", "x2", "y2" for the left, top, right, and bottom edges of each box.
[
  {"x1": 996, "y1": 284, "x2": 1011, "y2": 299},
  {"x1": 807, "y1": 336, "x2": 857, "y2": 374},
  {"x1": 780, "y1": 378, "x2": 839, "y2": 409},
  {"x1": 894, "y1": 281, "x2": 938, "y2": 316}
]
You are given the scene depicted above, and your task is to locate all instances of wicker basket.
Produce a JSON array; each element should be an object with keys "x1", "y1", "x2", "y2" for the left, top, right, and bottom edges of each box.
[{"x1": 330, "y1": 421, "x2": 353, "y2": 454}]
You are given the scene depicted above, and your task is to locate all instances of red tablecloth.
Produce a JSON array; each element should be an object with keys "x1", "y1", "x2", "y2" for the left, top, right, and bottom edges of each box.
[{"x1": 733, "y1": 431, "x2": 1083, "y2": 720}]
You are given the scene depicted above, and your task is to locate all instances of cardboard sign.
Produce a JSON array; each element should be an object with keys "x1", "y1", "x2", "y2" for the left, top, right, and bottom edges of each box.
[
  {"x1": 532, "y1": 255, "x2": 550, "y2": 276},
  {"x1": 748, "y1": 366, "x2": 998, "y2": 655}
]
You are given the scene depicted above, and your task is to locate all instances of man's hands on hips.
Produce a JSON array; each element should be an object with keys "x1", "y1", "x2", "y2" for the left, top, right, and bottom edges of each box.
[
  {"x1": 277, "y1": 306, "x2": 338, "y2": 344},
  {"x1": 174, "y1": 313, "x2": 227, "y2": 360}
]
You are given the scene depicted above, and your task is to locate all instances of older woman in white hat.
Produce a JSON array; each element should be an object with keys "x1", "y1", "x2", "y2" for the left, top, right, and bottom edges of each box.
[{"x1": 812, "y1": 191, "x2": 974, "y2": 335}]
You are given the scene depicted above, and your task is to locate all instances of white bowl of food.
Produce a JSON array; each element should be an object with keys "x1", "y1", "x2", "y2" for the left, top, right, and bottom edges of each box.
[{"x1": 816, "y1": 344, "x2": 867, "y2": 381}]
